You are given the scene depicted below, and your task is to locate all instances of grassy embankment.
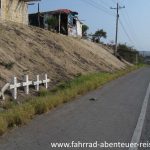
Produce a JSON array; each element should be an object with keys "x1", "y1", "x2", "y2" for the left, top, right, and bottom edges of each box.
[{"x1": 0, "y1": 65, "x2": 144, "y2": 135}]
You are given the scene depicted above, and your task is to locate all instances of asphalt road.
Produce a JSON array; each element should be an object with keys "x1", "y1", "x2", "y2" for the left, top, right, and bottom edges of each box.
[{"x1": 0, "y1": 67, "x2": 150, "y2": 150}]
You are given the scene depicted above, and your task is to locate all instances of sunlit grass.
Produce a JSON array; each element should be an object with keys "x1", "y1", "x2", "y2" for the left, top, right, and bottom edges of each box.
[{"x1": 0, "y1": 65, "x2": 144, "y2": 135}]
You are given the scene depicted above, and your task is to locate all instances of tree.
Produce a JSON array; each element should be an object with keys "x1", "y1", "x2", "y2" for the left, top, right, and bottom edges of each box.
[
  {"x1": 82, "y1": 25, "x2": 89, "y2": 38},
  {"x1": 117, "y1": 44, "x2": 139, "y2": 63},
  {"x1": 46, "y1": 16, "x2": 58, "y2": 31},
  {"x1": 93, "y1": 29, "x2": 107, "y2": 43}
]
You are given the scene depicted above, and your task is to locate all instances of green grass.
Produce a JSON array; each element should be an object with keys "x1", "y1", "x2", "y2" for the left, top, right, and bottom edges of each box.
[{"x1": 0, "y1": 65, "x2": 144, "y2": 135}]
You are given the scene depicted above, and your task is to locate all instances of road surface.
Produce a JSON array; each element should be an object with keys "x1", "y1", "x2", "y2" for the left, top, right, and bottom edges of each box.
[{"x1": 0, "y1": 67, "x2": 150, "y2": 150}]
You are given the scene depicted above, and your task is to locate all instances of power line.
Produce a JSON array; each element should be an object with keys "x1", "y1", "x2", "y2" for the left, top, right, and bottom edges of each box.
[
  {"x1": 80, "y1": 0, "x2": 115, "y2": 17},
  {"x1": 124, "y1": 10, "x2": 143, "y2": 50},
  {"x1": 80, "y1": 0, "x2": 140, "y2": 51},
  {"x1": 119, "y1": 18, "x2": 135, "y2": 45},
  {"x1": 119, "y1": 9, "x2": 144, "y2": 50},
  {"x1": 90, "y1": 0, "x2": 110, "y2": 10},
  {"x1": 110, "y1": 0, "x2": 116, "y2": 5},
  {"x1": 120, "y1": 12, "x2": 138, "y2": 46},
  {"x1": 84, "y1": 0, "x2": 115, "y2": 16},
  {"x1": 97, "y1": 0, "x2": 112, "y2": 8},
  {"x1": 89, "y1": 0, "x2": 116, "y2": 16},
  {"x1": 92, "y1": 0, "x2": 116, "y2": 13}
]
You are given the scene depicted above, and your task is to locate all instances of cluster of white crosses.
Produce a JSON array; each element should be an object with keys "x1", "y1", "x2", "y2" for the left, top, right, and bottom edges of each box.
[{"x1": 9, "y1": 74, "x2": 50, "y2": 100}]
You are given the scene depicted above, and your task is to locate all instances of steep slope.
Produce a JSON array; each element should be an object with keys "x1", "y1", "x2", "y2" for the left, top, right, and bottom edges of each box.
[{"x1": 0, "y1": 21, "x2": 127, "y2": 87}]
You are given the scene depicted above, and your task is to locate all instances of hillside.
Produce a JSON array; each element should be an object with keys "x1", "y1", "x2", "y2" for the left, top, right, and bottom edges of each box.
[{"x1": 0, "y1": 21, "x2": 127, "y2": 87}]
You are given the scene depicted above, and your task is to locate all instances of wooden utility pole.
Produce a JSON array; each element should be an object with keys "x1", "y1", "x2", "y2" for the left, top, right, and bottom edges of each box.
[
  {"x1": 111, "y1": 3, "x2": 125, "y2": 56},
  {"x1": 115, "y1": 3, "x2": 119, "y2": 56},
  {"x1": 38, "y1": 3, "x2": 40, "y2": 27},
  {"x1": 58, "y1": 13, "x2": 61, "y2": 33}
]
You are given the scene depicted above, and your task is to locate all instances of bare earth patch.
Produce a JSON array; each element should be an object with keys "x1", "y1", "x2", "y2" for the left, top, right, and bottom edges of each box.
[{"x1": 0, "y1": 21, "x2": 127, "y2": 88}]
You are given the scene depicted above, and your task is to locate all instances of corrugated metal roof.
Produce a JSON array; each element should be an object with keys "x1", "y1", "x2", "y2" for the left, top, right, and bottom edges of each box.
[
  {"x1": 53, "y1": 9, "x2": 78, "y2": 15},
  {"x1": 29, "y1": 9, "x2": 78, "y2": 16}
]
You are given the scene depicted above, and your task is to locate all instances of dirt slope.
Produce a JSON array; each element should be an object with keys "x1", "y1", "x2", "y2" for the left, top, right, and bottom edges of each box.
[{"x1": 0, "y1": 21, "x2": 127, "y2": 87}]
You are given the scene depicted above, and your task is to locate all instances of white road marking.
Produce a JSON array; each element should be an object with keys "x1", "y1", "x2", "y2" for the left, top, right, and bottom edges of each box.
[{"x1": 129, "y1": 83, "x2": 150, "y2": 150}]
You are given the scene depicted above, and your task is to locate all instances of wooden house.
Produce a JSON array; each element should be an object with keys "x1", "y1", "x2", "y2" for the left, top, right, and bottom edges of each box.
[{"x1": 29, "y1": 9, "x2": 83, "y2": 37}]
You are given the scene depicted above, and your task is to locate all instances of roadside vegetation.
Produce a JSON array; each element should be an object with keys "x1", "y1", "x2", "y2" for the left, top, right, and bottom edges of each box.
[
  {"x1": 46, "y1": 16, "x2": 58, "y2": 32},
  {"x1": 82, "y1": 25, "x2": 89, "y2": 38},
  {"x1": 92, "y1": 29, "x2": 107, "y2": 43},
  {"x1": 0, "y1": 65, "x2": 144, "y2": 135},
  {"x1": 117, "y1": 44, "x2": 145, "y2": 64}
]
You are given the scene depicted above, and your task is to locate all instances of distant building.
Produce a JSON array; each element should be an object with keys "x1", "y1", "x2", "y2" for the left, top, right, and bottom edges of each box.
[
  {"x1": 29, "y1": 9, "x2": 83, "y2": 37},
  {"x1": 0, "y1": 0, "x2": 37, "y2": 24}
]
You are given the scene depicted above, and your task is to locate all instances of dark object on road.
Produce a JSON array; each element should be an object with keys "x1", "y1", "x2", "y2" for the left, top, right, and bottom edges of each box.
[{"x1": 89, "y1": 97, "x2": 97, "y2": 101}]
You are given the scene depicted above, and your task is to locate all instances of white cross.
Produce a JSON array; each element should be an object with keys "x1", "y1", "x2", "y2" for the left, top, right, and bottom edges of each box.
[
  {"x1": 10, "y1": 77, "x2": 21, "y2": 100},
  {"x1": 0, "y1": 83, "x2": 10, "y2": 100},
  {"x1": 43, "y1": 74, "x2": 50, "y2": 89},
  {"x1": 22, "y1": 75, "x2": 32, "y2": 94},
  {"x1": 33, "y1": 75, "x2": 42, "y2": 91}
]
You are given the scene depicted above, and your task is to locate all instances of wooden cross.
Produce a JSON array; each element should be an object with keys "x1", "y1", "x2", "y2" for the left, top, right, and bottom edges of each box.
[
  {"x1": 43, "y1": 74, "x2": 50, "y2": 89},
  {"x1": 33, "y1": 75, "x2": 42, "y2": 91},
  {"x1": 22, "y1": 75, "x2": 32, "y2": 94},
  {"x1": 10, "y1": 77, "x2": 21, "y2": 100}
]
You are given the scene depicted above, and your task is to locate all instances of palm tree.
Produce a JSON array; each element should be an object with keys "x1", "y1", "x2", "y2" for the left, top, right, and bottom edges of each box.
[{"x1": 93, "y1": 29, "x2": 107, "y2": 43}]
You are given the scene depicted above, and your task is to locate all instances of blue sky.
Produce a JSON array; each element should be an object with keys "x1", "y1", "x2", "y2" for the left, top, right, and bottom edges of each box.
[{"x1": 29, "y1": 0, "x2": 150, "y2": 51}]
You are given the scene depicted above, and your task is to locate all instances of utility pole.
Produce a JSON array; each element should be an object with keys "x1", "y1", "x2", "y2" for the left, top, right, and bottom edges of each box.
[
  {"x1": 38, "y1": 3, "x2": 40, "y2": 27},
  {"x1": 58, "y1": 13, "x2": 61, "y2": 33},
  {"x1": 135, "y1": 53, "x2": 138, "y2": 65},
  {"x1": 111, "y1": 3, "x2": 125, "y2": 56}
]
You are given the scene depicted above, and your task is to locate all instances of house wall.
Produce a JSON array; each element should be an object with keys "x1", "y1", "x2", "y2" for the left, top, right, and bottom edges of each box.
[
  {"x1": 76, "y1": 20, "x2": 82, "y2": 37},
  {"x1": 68, "y1": 26, "x2": 77, "y2": 37},
  {"x1": 0, "y1": 0, "x2": 28, "y2": 24},
  {"x1": 68, "y1": 18, "x2": 82, "y2": 37}
]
